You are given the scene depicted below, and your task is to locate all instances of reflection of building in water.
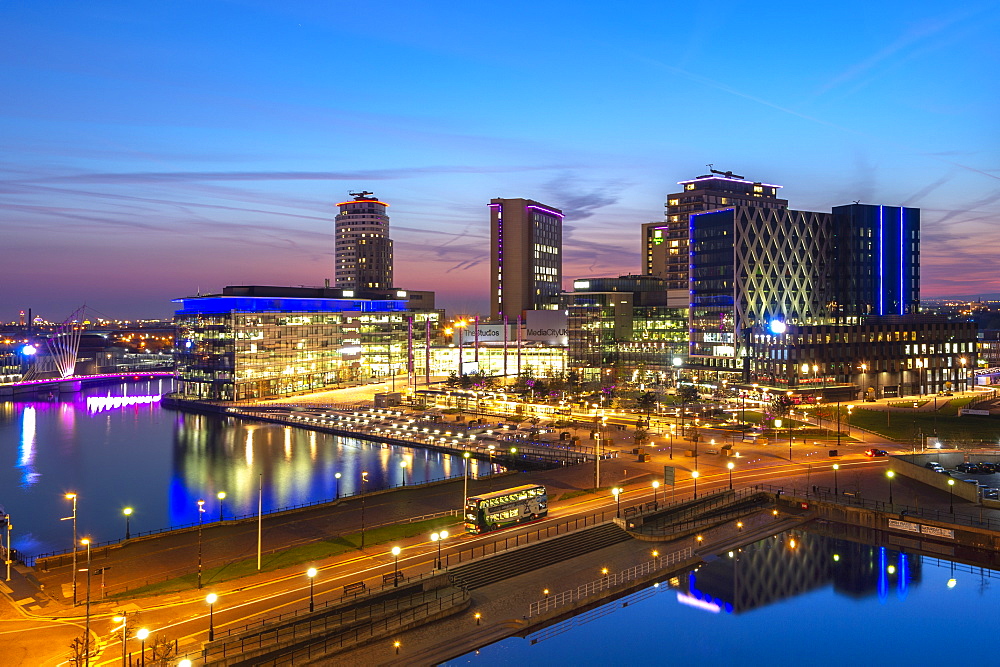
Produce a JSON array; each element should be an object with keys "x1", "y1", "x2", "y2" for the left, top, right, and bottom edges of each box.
[{"x1": 680, "y1": 531, "x2": 921, "y2": 614}]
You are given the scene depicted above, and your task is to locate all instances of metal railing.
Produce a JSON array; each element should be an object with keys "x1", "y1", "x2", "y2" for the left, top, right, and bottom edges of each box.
[
  {"x1": 527, "y1": 547, "x2": 693, "y2": 617},
  {"x1": 760, "y1": 483, "x2": 1000, "y2": 533},
  {"x1": 205, "y1": 583, "x2": 466, "y2": 660}
]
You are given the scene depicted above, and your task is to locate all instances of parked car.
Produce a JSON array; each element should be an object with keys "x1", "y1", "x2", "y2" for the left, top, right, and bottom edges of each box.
[
  {"x1": 956, "y1": 462, "x2": 979, "y2": 473},
  {"x1": 976, "y1": 462, "x2": 997, "y2": 473},
  {"x1": 981, "y1": 487, "x2": 999, "y2": 499},
  {"x1": 865, "y1": 448, "x2": 888, "y2": 457},
  {"x1": 936, "y1": 469, "x2": 952, "y2": 476}
]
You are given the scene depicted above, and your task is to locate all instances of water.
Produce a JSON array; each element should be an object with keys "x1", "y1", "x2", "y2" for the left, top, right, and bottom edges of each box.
[
  {"x1": 448, "y1": 530, "x2": 998, "y2": 665},
  {"x1": 0, "y1": 380, "x2": 488, "y2": 557}
]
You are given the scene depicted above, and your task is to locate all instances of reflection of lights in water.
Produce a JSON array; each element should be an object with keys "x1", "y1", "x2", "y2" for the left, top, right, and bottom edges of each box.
[
  {"x1": 947, "y1": 578, "x2": 957, "y2": 588},
  {"x1": 308, "y1": 431, "x2": 316, "y2": 461},
  {"x1": 833, "y1": 554, "x2": 840, "y2": 561},
  {"x1": 245, "y1": 428, "x2": 255, "y2": 466},
  {"x1": 676, "y1": 592, "x2": 721, "y2": 613},
  {"x1": 87, "y1": 395, "x2": 162, "y2": 412},
  {"x1": 887, "y1": 565, "x2": 896, "y2": 575},
  {"x1": 18, "y1": 406, "x2": 39, "y2": 487}
]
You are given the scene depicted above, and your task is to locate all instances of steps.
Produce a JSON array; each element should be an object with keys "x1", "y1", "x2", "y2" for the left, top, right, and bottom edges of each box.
[{"x1": 449, "y1": 523, "x2": 632, "y2": 590}]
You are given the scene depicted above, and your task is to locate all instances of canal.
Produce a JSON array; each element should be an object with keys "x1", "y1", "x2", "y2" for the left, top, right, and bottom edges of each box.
[
  {"x1": 0, "y1": 380, "x2": 487, "y2": 557},
  {"x1": 449, "y1": 528, "x2": 1000, "y2": 664}
]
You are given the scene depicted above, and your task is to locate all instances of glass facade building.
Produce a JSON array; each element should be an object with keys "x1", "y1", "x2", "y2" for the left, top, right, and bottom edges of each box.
[{"x1": 173, "y1": 287, "x2": 438, "y2": 400}]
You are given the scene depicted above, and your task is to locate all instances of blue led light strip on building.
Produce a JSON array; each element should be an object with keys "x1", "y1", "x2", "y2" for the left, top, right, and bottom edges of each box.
[
  {"x1": 878, "y1": 206, "x2": 884, "y2": 316},
  {"x1": 899, "y1": 207, "x2": 905, "y2": 315}
]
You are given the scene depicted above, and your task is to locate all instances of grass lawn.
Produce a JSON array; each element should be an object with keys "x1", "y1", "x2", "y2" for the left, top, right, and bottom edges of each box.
[
  {"x1": 848, "y1": 405, "x2": 1000, "y2": 444},
  {"x1": 108, "y1": 516, "x2": 460, "y2": 599}
]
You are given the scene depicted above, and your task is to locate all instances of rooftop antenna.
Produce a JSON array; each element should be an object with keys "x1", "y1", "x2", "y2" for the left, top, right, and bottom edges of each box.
[
  {"x1": 349, "y1": 190, "x2": 375, "y2": 199},
  {"x1": 709, "y1": 167, "x2": 745, "y2": 180}
]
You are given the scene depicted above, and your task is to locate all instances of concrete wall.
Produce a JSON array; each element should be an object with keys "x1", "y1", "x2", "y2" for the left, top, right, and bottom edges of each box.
[{"x1": 889, "y1": 454, "x2": 979, "y2": 502}]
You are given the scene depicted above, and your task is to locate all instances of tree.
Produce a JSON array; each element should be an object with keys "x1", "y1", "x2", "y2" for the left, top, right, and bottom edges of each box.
[
  {"x1": 634, "y1": 428, "x2": 649, "y2": 448},
  {"x1": 677, "y1": 385, "x2": 699, "y2": 404},
  {"x1": 636, "y1": 392, "x2": 657, "y2": 425},
  {"x1": 771, "y1": 394, "x2": 794, "y2": 417}
]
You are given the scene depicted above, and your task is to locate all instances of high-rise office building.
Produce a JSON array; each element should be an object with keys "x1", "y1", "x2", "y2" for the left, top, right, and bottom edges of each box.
[
  {"x1": 334, "y1": 191, "x2": 393, "y2": 291},
  {"x1": 489, "y1": 198, "x2": 563, "y2": 321},
  {"x1": 685, "y1": 201, "x2": 973, "y2": 398},
  {"x1": 643, "y1": 169, "x2": 787, "y2": 305}
]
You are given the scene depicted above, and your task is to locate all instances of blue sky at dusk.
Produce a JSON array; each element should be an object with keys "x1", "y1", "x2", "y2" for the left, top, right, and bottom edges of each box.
[{"x1": 2, "y1": 1, "x2": 998, "y2": 320}]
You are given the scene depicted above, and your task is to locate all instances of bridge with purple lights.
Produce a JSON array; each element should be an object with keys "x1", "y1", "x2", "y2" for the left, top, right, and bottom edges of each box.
[{"x1": 0, "y1": 371, "x2": 174, "y2": 397}]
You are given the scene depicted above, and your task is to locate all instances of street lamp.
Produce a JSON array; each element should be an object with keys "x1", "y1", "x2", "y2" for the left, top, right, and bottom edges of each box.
[
  {"x1": 123, "y1": 507, "x2": 132, "y2": 540},
  {"x1": 612, "y1": 487, "x2": 622, "y2": 517},
  {"x1": 462, "y1": 451, "x2": 471, "y2": 511},
  {"x1": 960, "y1": 357, "x2": 967, "y2": 392},
  {"x1": 217, "y1": 491, "x2": 226, "y2": 522},
  {"x1": 136, "y1": 628, "x2": 149, "y2": 667},
  {"x1": 860, "y1": 363, "x2": 867, "y2": 400},
  {"x1": 335, "y1": 472, "x2": 342, "y2": 499},
  {"x1": 400, "y1": 460, "x2": 408, "y2": 487},
  {"x1": 206, "y1": 592, "x2": 218, "y2": 641},
  {"x1": 307, "y1": 567, "x2": 317, "y2": 612},
  {"x1": 691, "y1": 470, "x2": 700, "y2": 499},
  {"x1": 886, "y1": 470, "x2": 895, "y2": 506},
  {"x1": 832, "y1": 463, "x2": 840, "y2": 496},
  {"x1": 431, "y1": 530, "x2": 449, "y2": 569},
  {"x1": 81, "y1": 537, "x2": 92, "y2": 665},
  {"x1": 391, "y1": 545, "x2": 402, "y2": 586},
  {"x1": 62, "y1": 492, "x2": 78, "y2": 605},
  {"x1": 113, "y1": 612, "x2": 128, "y2": 667},
  {"x1": 360, "y1": 471, "x2": 369, "y2": 550},
  {"x1": 948, "y1": 478, "x2": 956, "y2": 513},
  {"x1": 727, "y1": 461, "x2": 735, "y2": 490},
  {"x1": 652, "y1": 480, "x2": 660, "y2": 507},
  {"x1": 668, "y1": 423, "x2": 675, "y2": 459},
  {"x1": 487, "y1": 445, "x2": 496, "y2": 491},
  {"x1": 197, "y1": 499, "x2": 206, "y2": 589}
]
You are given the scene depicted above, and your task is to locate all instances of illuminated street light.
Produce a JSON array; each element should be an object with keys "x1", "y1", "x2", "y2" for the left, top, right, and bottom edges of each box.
[
  {"x1": 727, "y1": 461, "x2": 735, "y2": 490},
  {"x1": 217, "y1": 491, "x2": 227, "y2": 522},
  {"x1": 651, "y1": 480, "x2": 660, "y2": 507},
  {"x1": 886, "y1": 470, "x2": 895, "y2": 505},
  {"x1": 136, "y1": 628, "x2": 149, "y2": 667},
  {"x1": 832, "y1": 463, "x2": 840, "y2": 496},
  {"x1": 81, "y1": 537, "x2": 92, "y2": 664},
  {"x1": 612, "y1": 487, "x2": 622, "y2": 517},
  {"x1": 391, "y1": 546, "x2": 402, "y2": 587},
  {"x1": 334, "y1": 471, "x2": 342, "y2": 499},
  {"x1": 123, "y1": 506, "x2": 133, "y2": 540},
  {"x1": 307, "y1": 567, "x2": 317, "y2": 612},
  {"x1": 62, "y1": 493, "x2": 78, "y2": 605},
  {"x1": 948, "y1": 478, "x2": 956, "y2": 513},
  {"x1": 400, "y1": 460, "x2": 408, "y2": 487},
  {"x1": 206, "y1": 592, "x2": 218, "y2": 641},
  {"x1": 431, "y1": 530, "x2": 449, "y2": 569},
  {"x1": 691, "y1": 470, "x2": 700, "y2": 499},
  {"x1": 197, "y1": 499, "x2": 206, "y2": 589}
]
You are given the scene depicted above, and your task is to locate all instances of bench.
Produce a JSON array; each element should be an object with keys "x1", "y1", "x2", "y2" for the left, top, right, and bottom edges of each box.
[
  {"x1": 382, "y1": 571, "x2": 403, "y2": 586},
  {"x1": 343, "y1": 581, "x2": 367, "y2": 596}
]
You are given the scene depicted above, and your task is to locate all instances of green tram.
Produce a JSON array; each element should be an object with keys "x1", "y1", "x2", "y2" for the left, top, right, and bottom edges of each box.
[{"x1": 464, "y1": 484, "x2": 548, "y2": 534}]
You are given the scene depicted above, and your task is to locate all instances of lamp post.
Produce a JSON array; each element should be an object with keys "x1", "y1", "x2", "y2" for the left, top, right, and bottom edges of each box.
[
  {"x1": 487, "y1": 445, "x2": 496, "y2": 491},
  {"x1": 360, "y1": 471, "x2": 369, "y2": 549},
  {"x1": 307, "y1": 567, "x2": 317, "y2": 612},
  {"x1": 136, "y1": 628, "x2": 149, "y2": 667},
  {"x1": 81, "y1": 537, "x2": 92, "y2": 666},
  {"x1": 668, "y1": 423, "x2": 675, "y2": 459},
  {"x1": 391, "y1": 546, "x2": 401, "y2": 586},
  {"x1": 206, "y1": 592, "x2": 218, "y2": 641},
  {"x1": 960, "y1": 357, "x2": 967, "y2": 392},
  {"x1": 63, "y1": 492, "x2": 78, "y2": 605},
  {"x1": 691, "y1": 470, "x2": 700, "y2": 499},
  {"x1": 860, "y1": 363, "x2": 867, "y2": 400},
  {"x1": 431, "y1": 530, "x2": 449, "y2": 569},
  {"x1": 727, "y1": 461, "x2": 735, "y2": 490},
  {"x1": 612, "y1": 487, "x2": 622, "y2": 518},
  {"x1": 112, "y1": 612, "x2": 127, "y2": 667},
  {"x1": 948, "y1": 478, "x2": 955, "y2": 513},
  {"x1": 4, "y1": 511, "x2": 10, "y2": 583},
  {"x1": 123, "y1": 507, "x2": 132, "y2": 540},
  {"x1": 832, "y1": 463, "x2": 839, "y2": 496},
  {"x1": 652, "y1": 480, "x2": 660, "y2": 508},
  {"x1": 886, "y1": 470, "x2": 895, "y2": 506},
  {"x1": 400, "y1": 460, "x2": 408, "y2": 487},
  {"x1": 217, "y1": 491, "x2": 226, "y2": 522},
  {"x1": 334, "y1": 471, "x2": 342, "y2": 499},
  {"x1": 462, "y1": 451, "x2": 471, "y2": 510},
  {"x1": 915, "y1": 359, "x2": 923, "y2": 397},
  {"x1": 456, "y1": 320, "x2": 467, "y2": 376},
  {"x1": 197, "y1": 499, "x2": 206, "y2": 589}
]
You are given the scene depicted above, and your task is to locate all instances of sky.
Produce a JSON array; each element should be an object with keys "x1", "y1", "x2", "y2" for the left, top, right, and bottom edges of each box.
[{"x1": 2, "y1": 0, "x2": 999, "y2": 321}]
